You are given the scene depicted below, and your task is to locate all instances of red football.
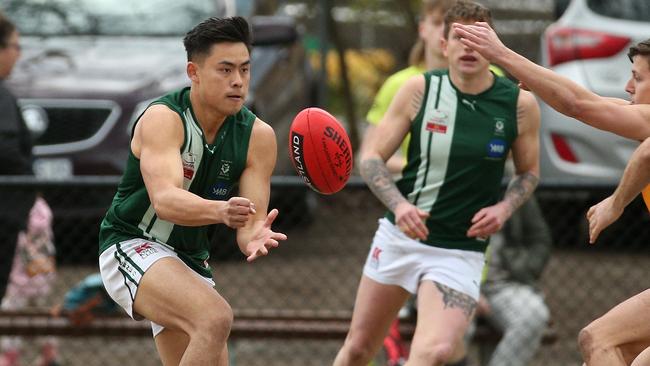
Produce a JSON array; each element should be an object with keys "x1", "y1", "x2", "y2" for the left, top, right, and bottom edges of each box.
[{"x1": 288, "y1": 107, "x2": 353, "y2": 195}]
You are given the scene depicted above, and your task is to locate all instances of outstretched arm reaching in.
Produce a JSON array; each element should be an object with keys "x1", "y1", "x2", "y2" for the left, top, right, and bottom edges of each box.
[{"x1": 452, "y1": 22, "x2": 650, "y2": 141}]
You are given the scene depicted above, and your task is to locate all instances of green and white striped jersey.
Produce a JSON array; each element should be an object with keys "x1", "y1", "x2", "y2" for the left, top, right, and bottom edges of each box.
[
  {"x1": 99, "y1": 87, "x2": 256, "y2": 277},
  {"x1": 387, "y1": 69, "x2": 519, "y2": 253}
]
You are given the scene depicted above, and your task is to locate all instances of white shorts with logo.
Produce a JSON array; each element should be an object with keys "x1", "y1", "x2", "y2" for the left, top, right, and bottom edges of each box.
[
  {"x1": 99, "y1": 238, "x2": 215, "y2": 337},
  {"x1": 363, "y1": 218, "x2": 485, "y2": 301}
]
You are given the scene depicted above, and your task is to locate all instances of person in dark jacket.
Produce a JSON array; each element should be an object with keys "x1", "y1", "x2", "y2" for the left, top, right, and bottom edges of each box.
[{"x1": 0, "y1": 12, "x2": 35, "y2": 300}]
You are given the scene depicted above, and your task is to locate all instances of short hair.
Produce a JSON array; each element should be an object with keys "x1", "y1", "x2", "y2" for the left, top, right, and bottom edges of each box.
[
  {"x1": 0, "y1": 12, "x2": 16, "y2": 49},
  {"x1": 443, "y1": 0, "x2": 493, "y2": 40},
  {"x1": 409, "y1": 0, "x2": 458, "y2": 66},
  {"x1": 183, "y1": 16, "x2": 251, "y2": 62},
  {"x1": 628, "y1": 39, "x2": 650, "y2": 69}
]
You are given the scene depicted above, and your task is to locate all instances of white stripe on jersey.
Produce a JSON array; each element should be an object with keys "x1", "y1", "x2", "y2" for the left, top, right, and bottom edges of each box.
[
  {"x1": 137, "y1": 108, "x2": 204, "y2": 244},
  {"x1": 407, "y1": 75, "x2": 458, "y2": 213}
]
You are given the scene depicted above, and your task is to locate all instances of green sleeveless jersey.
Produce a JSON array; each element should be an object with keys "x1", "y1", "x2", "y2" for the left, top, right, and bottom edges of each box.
[
  {"x1": 387, "y1": 69, "x2": 519, "y2": 253},
  {"x1": 99, "y1": 87, "x2": 256, "y2": 277}
]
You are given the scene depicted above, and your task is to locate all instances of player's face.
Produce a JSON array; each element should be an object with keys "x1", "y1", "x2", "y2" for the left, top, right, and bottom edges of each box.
[
  {"x1": 419, "y1": 9, "x2": 445, "y2": 58},
  {"x1": 0, "y1": 30, "x2": 21, "y2": 79},
  {"x1": 189, "y1": 42, "x2": 250, "y2": 116},
  {"x1": 625, "y1": 55, "x2": 650, "y2": 105},
  {"x1": 441, "y1": 21, "x2": 490, "y2": 76}
]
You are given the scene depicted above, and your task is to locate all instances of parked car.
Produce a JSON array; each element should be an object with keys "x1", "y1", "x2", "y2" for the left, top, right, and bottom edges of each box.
[
  {"x1": 539, "y1": 0, "x2": 650, "y2": 185},
  {"x1": 0, "y1": 0, "x2": 317, "y2": 262},
  {"x1": 538, "y1": 0, "x2": 650, "y2": 246}
]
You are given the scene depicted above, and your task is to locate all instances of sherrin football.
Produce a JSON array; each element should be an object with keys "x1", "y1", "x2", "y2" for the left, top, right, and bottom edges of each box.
[{"x1": 288, "y1": 107, "x2": 353, "y2": 195}]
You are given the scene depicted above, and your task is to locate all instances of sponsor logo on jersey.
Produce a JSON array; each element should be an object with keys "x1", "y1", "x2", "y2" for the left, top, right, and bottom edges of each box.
[
  {"x1": 134, "y1": 242, "x2": 158, "y2": 259},
  {"x1": 208, "y1": 182, "x2": 231, "y2": 200},
  {"x1": 462, "y1": 98, "x2": 477, "y2": 111},
  {"x1": 182, "y1": 152, "x2": 196, "y2": 180},
  {"x1": 370, "y1": 246, "x2": 383, "y2": 269},
  {"x1": 425, "y1": 109, "x2": 449, "y2": 134},
  {"x1": 486, "y1": 138, "x2": 506, "y2": 159}
]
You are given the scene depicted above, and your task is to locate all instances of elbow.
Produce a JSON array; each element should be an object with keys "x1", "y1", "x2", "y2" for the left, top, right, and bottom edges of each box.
[
  {"x1": 563, "y1": 98, "x2": 584, "y2": 120},
  {"x1": 151, "y1": 196, "x2": 173, "y2": 222},
  {"x1": 640, "y1": 138, "x2": 650, "y2": 163}
]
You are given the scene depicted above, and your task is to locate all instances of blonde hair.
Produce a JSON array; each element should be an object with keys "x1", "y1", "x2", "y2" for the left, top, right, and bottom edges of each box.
[{"x1": 408, "y1": 0, "x2": 458, "y2": 66}]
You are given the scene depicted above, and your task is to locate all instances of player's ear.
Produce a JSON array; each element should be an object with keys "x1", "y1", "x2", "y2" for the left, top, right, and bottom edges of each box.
[
  {"x1": 187, "y1": 61, "x2": 199, "y2": 83},
  {"x1": 441, "y1": 36, "x2": 448, "y2": 57}
]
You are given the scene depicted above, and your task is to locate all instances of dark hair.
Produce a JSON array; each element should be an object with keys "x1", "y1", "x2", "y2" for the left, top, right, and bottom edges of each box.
[
  {"x1": 628, "y1": 39, "x2": 650, "y2": 69},
  {"x1": 443, "y1": 0, "x2": 493, "y2": 40},
  {"x1": 0, "y1": 12, "x2": 16, "y2": 49},
  {"x1": 183, "y1": 16, "x2": 251, "y2": 62},
  {"x1": 408, "y1": 0, "x2": 458, "y2": 66}
]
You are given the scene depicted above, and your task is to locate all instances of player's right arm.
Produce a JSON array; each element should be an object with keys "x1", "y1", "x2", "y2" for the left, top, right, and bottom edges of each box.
[
  {"x1": 360, "y1": 75, "x2": 429, "y2": 240},
  {"x1": 454, "y1": 22, "x2": 650, "y2": 141},
  {"x1": 587, "y1": 137, "x2": 650, "y2": 243},
  {"x1": 133, "y1": 104, "x2": 253, "y2": 228}
]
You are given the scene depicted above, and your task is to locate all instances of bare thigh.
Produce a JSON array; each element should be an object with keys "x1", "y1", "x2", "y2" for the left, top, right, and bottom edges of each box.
[
  {"x1": 411, "y1": 280, "x2": 476, "y2": 349},
  {"x1": 345, "y1": 275, "x2": 411, "y2": 352},
  {"x1": 133, "y1": 257, "x2": 231, "y2": 334}
]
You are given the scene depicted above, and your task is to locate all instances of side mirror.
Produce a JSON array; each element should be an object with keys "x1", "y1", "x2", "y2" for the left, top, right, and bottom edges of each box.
[{"x1": 251, "y1": 16, "x2": 298, "y2": 46}]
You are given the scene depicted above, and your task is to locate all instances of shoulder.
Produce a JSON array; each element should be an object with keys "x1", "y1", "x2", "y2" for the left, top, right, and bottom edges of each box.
[
  {"x1": 517, "y1": 89, "x2": 540, "y2": 112},
  {"x1": 135, "y1": 104, "x2": 184, "y2": 145},
  {"x1": 250, "y1": 118, "x2": 277, "y2": 145}
]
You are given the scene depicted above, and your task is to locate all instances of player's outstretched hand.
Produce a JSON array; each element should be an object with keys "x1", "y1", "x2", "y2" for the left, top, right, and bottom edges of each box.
[
  {"x1": 394, "y1": 202, "x2": 430, "y2": 241},
  {"x1": 221, "y1": 197, "x2": 256, "y2": 229},
  {"x1": 452, "y1": 22, "x2": 507, "y2": 63},
  {"x1": 586, "y1": 196, "x2": 623, "y2": 244},
  {"x1": 245, "y1": 209, "x2": 287, "y2": 262},
  {"x1": 467, "y1": 203, "x2": 509, "y2": 239}
]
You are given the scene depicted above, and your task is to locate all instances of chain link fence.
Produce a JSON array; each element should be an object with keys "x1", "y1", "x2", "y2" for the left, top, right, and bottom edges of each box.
[{"x1": 0, "y1": 176, "x2": 648, "y2": 366}]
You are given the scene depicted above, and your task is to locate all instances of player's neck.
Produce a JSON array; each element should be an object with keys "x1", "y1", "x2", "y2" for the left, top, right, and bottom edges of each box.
[
  {"x1": 448, "y1": 68, "x2": 494, "y2": 95},
  {"x1": 425, "y1": 51, "x2": 447, "y2": 71},
  {"x1": 189, "y1": 89, "x2": 227, "y2": 143}
]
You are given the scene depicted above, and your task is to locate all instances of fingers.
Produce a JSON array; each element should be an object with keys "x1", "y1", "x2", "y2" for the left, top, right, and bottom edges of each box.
[
  {"x1": 398, "y1": 215, "x2": 429, "y2": 240},
  {"x1": 264, "y1": 208, "x2": 279, "y2": 227},
  {"x1": 467, "y1": 216, "x2": 501, "y2": 238}
]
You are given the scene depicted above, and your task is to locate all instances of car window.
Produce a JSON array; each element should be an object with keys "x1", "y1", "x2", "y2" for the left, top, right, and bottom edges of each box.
[
  {"x1": 0, "y1": 0, "x2": 227, "y2": 36},
  {"x1": 586, "y1": 0, "x2": 650, "y2": 22}
]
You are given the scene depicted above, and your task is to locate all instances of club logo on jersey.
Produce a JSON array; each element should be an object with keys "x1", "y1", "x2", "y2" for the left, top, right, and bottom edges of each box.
[
  {"x1": 218, "y1": 160, "x2": 232, "y2": 179},
  {"x1": 494, "y1": 118, "x2": 506, "y2": 136},
  {"x1": 425, "y1": 109, "x2": 449, "y2": 134},
  {"x1": 182, "y1": 152, "x2": 196, "y2": 180},
  {"x1": 486, "y1": 138, "x2": 507, "y2": 159}
]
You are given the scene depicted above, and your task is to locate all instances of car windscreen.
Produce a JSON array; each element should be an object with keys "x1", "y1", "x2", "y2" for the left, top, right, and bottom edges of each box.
[
  {"x1": 587, "y1": 0, "x2": 650, "y2": 22},
  {"x1": 0, "y1": 0, "x2": 227, "y2": 36}
]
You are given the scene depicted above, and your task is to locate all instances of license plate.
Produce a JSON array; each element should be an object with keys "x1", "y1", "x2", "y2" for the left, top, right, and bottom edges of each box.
[{"x1": 33, "y1": 158, "x2": 73, "y2": 180}]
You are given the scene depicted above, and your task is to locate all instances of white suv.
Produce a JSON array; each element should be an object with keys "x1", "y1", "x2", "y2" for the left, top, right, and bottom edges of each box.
[{"x1": 539, "y1": 0, "x2": 650, "y2": 185}]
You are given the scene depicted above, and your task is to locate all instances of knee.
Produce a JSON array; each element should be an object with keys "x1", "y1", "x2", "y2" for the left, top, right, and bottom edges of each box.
[
  {"x1": 578, "y1": 324, "x2": 603, "y2": 361},
  {"x1": 191, "y1": 302, "x2": 233, "y2": 339},
  {"x1": 410, "y1": 341, "x2": 455, "y2": 365}
]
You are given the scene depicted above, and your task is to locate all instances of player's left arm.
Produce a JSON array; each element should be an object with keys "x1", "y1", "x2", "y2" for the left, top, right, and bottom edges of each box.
[
  {"x1": 236, "y1": 118, "x2": 287, "y2": 262},
  {"x1": 467, "y1": 90, "x2": 540, "y2": 238}
]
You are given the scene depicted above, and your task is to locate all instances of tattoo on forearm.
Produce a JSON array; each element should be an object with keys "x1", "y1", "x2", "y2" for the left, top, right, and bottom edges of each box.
[
  {"x1": 435, "y1": 282, "x2": 477, "y2": 318},
  {"x1": 410, "y1": 89, "x2": 424, "y2": 119},
  {"x1": 360, "y1": 158, "x2": 406, "y2": 211},
  {"x1": 504, "y1": 171, "x2": 539, "y2": 214}
]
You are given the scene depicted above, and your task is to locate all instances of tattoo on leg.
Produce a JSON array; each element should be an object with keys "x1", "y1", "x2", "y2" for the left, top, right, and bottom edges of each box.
[{"x1": 435, "y1": 282, "x2": 477, "y2": 318}]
